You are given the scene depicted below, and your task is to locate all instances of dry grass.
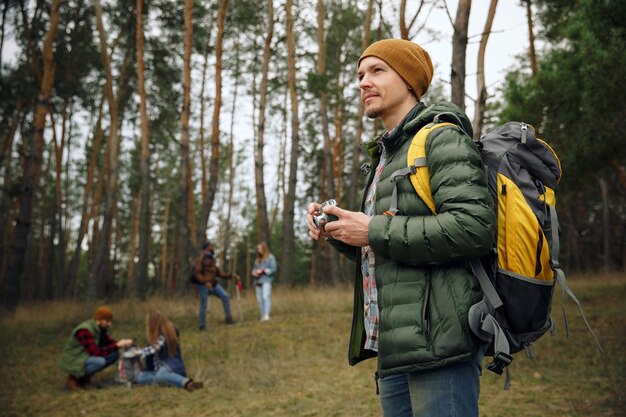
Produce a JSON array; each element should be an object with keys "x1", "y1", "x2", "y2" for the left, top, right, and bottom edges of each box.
[{"x1": 0, "y1": 275, "x2": 624, "y2": 417}]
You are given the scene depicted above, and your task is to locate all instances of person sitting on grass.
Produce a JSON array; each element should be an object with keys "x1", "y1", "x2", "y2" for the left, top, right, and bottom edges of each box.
[
  {"x1": 135, "y1": 310, "x2": 203, "y2": 391},
  {"x1": 60, "y1": 306, "x2": 134, "y2": 391}
]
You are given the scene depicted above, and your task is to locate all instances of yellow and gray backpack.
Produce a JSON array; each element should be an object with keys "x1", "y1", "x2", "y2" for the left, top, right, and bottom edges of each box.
[{"x1": 388, "y1": 114, "x2": 603, "y2": 388}]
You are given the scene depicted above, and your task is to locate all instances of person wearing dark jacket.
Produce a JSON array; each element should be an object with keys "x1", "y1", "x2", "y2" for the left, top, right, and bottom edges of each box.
[
  {"x1": 307, "y1": 39, "x2": 496, "y2": 417},
  {"x1": 60, "y1": 306, "x2": 134, "y2": 391},
  {"x1": 194, "y1": 242, "x2": 240, "y2": 329},
  {"x1": 135, "y1": 310, "x2": 203, "y2": 391}
]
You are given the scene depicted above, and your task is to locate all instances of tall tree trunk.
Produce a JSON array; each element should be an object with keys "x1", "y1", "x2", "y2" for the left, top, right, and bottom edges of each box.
[
  {"x1": 269, "y1": 89, "x2": 288, "y2": 234},
  {"x1": 316, "y1": 0, "x2": 340, "y2": 285},
  {"x1": 472, "y1": 0, "x2": 498, "y2": 140},
  {"x1": 196, "y1": 35, "x2": 213, "y2": 245},
  {"x1": 222, "y1": 40, "x2": 241, "y2": 262},
  {"x1": 177, "y1": 0, "x2": 193, "y2": 294},
  {"x1": 279, "y1": 0, "x2": 301, "y2": 286},
  {"x1": 160, "y1": 197, "x2": 170, "y2": 290},
  {"x1": 0, "y1": 0, "x2": 8, "y2": 71},
  {"x1": 89, "y1": 0, "x2": 123, "y2": 300},
  {"x1": 136, "y1": 0, "x2": 151, "y2": 300},
  {"x1": 4, "y1": 0, "x2": 62, "y2": 311},
  {"x1": 0, "y1": 100, "x2": 24, "y2": 282},
  {"x1": 254, "y1": 0, "x2": 274, "y2": 245},
  {"x1": 451, "y1": 0, "x2": 471, "y2": 111},
  {"x1": 66, "y1": 95, "x2": 104, "y2": 297},
  {"x1": 525, "y1": 0, "x2": 538, "y2": 77},
  {"x1": 199, "y1": 0, "x2": 228, "y2": 242},
  {"x1": 126, "y1": 197, "x2": 140, "y2": 295},
  {"x1": 348, "y1": 0, "x2": 373, "y2": 211},
  {"x1": 598, "y1": 178, "x2": 611, "y2": 273}
]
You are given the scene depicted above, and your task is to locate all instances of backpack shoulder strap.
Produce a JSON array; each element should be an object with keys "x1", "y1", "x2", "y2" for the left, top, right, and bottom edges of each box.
[{"x1": 387, "y1": 121, "x2": 455, "y2": 215}]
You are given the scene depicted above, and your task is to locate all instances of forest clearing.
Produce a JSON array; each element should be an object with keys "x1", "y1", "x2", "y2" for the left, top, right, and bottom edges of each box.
[{"x1": 1, "y1": 274, "x2": 624, "y2": 417}]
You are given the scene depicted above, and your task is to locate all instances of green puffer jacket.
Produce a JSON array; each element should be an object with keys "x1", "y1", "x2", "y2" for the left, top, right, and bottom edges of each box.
[{"x1": 331, "y1": 102, "x2": 496, "y2": 378}]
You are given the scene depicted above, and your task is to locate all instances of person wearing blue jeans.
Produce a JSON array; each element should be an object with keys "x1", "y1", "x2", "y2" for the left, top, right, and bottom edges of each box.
[
  {"x1": 252, "y1": 242, "x2": 277, "y2": 321},
  {"x1": 84, "y1": 351, "x2": 120, "y2": 376},
  {"x1": 135, "y1": 310, "x2": 203, "y2": 391},
  {"x1": 194, "y1": 242, "x2": 240, "y2": 329},
  {"x1": 378, "y1": 347, "x2": 485, "y2": 417},
  {"x1": 60, "y1": 306, "x2": 134, "y2": 391},
  {"x1": 307, "y1": 38, "x2": 496, "y2": 416},
  {"x1": 197, "y1": 282, "x2": 233, "y2": 328}
]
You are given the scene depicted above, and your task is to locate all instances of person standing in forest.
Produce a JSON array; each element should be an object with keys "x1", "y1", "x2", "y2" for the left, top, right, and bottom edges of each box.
[
  {"x1": 251, "y1": 242, "x2": 277, "y2": 321},
  {"x1": 60, "y1": 306, "x2": 134, "y2": 391},
  {"x1": 306, "y1": 39, "x2": 496, "y2": 417},
  {"x1": 194, "y1": 242, "x2": 240, "y2": 329}
]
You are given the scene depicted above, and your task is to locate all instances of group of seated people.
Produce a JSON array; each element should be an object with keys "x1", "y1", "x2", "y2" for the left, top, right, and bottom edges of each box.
[{"x1": 60, "y1": 306, "x2": 203, "y2": 392}]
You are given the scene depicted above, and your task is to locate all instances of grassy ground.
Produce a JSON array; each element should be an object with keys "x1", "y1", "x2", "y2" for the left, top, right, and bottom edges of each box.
[{"x1": 0, "y1": 274, "x2": 624, "y2": 417}]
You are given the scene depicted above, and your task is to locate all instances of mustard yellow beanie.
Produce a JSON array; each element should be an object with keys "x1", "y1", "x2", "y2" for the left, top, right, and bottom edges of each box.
[{"x1": 359, "y1": 39, "x2": 434, "y2": 99}]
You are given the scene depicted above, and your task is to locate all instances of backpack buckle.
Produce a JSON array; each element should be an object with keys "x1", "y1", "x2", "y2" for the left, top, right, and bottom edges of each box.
[{"x1": 486, "y1": 352, "x2": 513, "y2": 375}]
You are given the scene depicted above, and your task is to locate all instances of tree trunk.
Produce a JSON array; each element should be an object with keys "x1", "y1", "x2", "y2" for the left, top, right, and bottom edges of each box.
[
  {"x1": 50, "y1": 106, "x2": 68, "y2": 299},
  {"x1": 66, "y1": 95, "x2": 104, "y2": 297},
  {"x1": 127, "y1": 197, "x2": 140, "y2": 296},
  {"x1": 316, "y1": 0, "x2": 341, "y2": 285},
  {"x1": 451, "y1": 0, "x2": 471, "y2": 111},
  {"x1": 269, "y1": 89, "x2": 288, "y2": 234},
  {"x1": 472, "y1": 0, "x2": 498, "y2": 140},
  {"x1": 348, "y1": 0, "x2": 373, "y2": 211},
  {"x1": 316, "y1": 0, "x2": 335, "y2": 201},
  {"x1": 177, "y1": 0, "x2": 193, "y2": 294},
  {"x1": 196, "y1": 33, "x2": 213, "y2": 245},
  {"x1": 0, "y1": 0, "x2": 8, "y2": 70},
  {"x1": 598, "y1": 178, "x2": 611, "y2": 273},
  {"x1": 200, "y1": 0, "x2": 228, "y2": 242},
  {"x1": 160, "y1": 198, "x2": 170, "y2": 290},
  {"x1": 136, "y1": 0, "x2": 151, "y2": 300},
  {"x1": 525, "y1": 0, "x2": 538, "y2": 77},
  {"x1": 4, "y1": 0, "x2": 62, "y2": 311},
  {"x1": 89, "y1": 0, "x2": 123, "y2": 300},
  {"x1": 254, "y1": 0, "x2": 274, "y2": 245},
  {"x1": 279, "y1": 0, "x2": 301, "y2": 286},
  {"x1": 0, "y1": 100, "x2": 24, "y2": 282},
  {"x1": 222, "y1": 40, "x2": 241, "y2": 262}
]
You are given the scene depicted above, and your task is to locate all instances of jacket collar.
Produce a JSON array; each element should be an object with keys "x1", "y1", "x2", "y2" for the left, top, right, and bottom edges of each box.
[{"x1": 361, "y1": 102, "x2": 427, "y2": 159}]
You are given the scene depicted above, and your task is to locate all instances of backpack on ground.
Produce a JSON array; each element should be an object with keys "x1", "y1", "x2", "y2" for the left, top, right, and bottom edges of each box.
[
  {"x1": 115, "y1": 348, "x2": 141, "y2": 385},
  {"x1": 387, "y1": 112, "x2": 603, "y2": 389}
]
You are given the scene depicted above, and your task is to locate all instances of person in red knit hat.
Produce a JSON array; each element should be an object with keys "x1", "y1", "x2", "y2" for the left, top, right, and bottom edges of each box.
[{"x1": 60, "y1": 306, "x2": 134, "y2": 391}]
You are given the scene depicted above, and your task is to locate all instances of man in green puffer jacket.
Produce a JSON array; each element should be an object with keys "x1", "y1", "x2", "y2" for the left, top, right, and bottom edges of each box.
[{"x1": 307, "y1": 39, "x2": 496, "y2": 417}]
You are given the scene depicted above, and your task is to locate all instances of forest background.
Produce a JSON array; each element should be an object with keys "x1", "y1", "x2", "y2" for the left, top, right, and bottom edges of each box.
[{"x1": 0, "y1": 0, "x2": 625, "y2": 310}]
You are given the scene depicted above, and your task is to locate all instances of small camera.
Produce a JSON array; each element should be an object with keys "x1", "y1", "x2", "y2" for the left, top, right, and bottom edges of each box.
[{"x1": 312, "y1": 199, "x2": 339, "y2": 229}]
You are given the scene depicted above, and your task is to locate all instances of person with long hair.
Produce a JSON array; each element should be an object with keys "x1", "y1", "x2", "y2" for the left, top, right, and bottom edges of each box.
[
  {"x1": 135, "y1": 310, "x2": 203, "y2": 391},
  {"x1": 252, "y1": 242, "x2": 277, "y2": 321}
]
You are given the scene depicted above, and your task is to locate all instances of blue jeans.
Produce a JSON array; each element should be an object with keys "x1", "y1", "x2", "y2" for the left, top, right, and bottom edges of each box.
[
  {"x1": 379, "y1": 348, "x2": 483, "y2": 417},
  {"x1": 255, "y1": 282, "x2": 272, "y2": 318},
  {"x1": 136, "y1": 364, "x2": 189, "y2": 388},
  {"x1": 84, "y1": 351, "x2": 119, "y2": 376},
  {"x1": 198, "y1": 283, "x2": 233, "y2": 328}
]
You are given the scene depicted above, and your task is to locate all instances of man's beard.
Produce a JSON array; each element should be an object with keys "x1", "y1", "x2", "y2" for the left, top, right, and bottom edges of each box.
[{"x1": 365, "y1": 103, "x2": 383, "y2": 119}]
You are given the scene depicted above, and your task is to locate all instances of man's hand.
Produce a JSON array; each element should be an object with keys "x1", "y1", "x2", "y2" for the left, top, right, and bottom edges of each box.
[
  {"x1": 306, "y1": 201, "x2": 370, "y2": 247},
  {"x1": 306, "y1": 202, "x2": 324, "y2": 240},
  {"x1": 322, "y1": 204, "x2": 370, "y2": 247},
  {"x1": 205, "y1": 282, "x2": 213, "y2": 290},
  {"x1": 117, "y1": 339, "x2": 134, "y2": 349}
]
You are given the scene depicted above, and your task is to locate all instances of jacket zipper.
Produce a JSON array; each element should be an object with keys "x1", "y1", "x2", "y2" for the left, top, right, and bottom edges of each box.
[{"x1": 422, "y1": 276, "x2": 432, "y2": 350}]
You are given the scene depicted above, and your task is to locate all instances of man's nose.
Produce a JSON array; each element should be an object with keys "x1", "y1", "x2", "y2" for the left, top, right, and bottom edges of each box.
[{"x1": 359, "y1": 75, "x2": 372, "y2": 89}]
